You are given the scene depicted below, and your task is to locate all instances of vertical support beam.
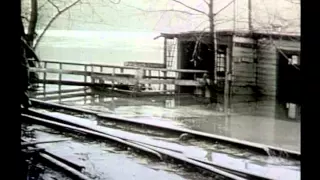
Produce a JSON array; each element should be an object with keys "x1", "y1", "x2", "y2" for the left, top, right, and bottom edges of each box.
[
  {"x1": 84, "y1": 65, "x2": 87, "y2": 103},
  {"x1": 158, "y1": 70, "x2": 161, "y2": 90},
  {"x1": 43, "y1": 62, "x2": 47, "y2": 97},
  {"x1": 112, "y1": 68, "x2": 115, "y2": 90},
  {"x1": 164, "y1": 38, "x2": 168, "y2": 68},
  {"x1": 224, "y1": 47, "x2": 231, "y2": 114},
  {"x1": 164, "y1": 38, "x2": 168, "y2": 91},
  {"x1": 58, "y1": 63, "x2": 62, "y2": 102},
  {"x1": 248, "y1": 0, "x2": 253, "y2": 31},
  {"x1": 84, "y1": 65, "x2": 87, "y2": 84},
  {"x1": 148, "y1": 70, "x2": 151, "y2": 90},
  {"x1": 99, "y1": 66, "x2": 103, "y2": 85},
  {"x1": 233, "y1": 0, "x2": 237, "y2": 31},
  {"x1": 91, "y1": 64, "x2": 94, "y2": 102}
]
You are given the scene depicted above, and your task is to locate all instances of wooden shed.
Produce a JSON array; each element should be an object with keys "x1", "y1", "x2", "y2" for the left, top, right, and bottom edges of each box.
[{"x1": 158, "y1": 30, "x2": 300, "y2": 115}]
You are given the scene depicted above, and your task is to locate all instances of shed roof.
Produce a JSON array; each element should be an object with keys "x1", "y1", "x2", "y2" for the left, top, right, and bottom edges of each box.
[{"x1": 155, "y1": 30, "x2": 300, "y2": 41}]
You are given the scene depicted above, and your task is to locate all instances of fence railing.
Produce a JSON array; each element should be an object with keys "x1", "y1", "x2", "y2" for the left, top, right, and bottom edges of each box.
[{"x1": 29, "y1": 60, "x2": 208, "y2": 93}]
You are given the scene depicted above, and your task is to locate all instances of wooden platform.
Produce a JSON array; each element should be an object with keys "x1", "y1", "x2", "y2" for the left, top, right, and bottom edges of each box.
[{"x1": 29, "y1": 60, "x2": 208, "y2": 95}]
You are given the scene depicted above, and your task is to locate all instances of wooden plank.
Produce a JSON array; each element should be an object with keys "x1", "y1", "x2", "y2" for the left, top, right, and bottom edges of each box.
[
  {"x1": 256, "y1": 69, "x2": 277, "y2": 76},
  {"x1": 258, "y1": 58, "x2": 277, "y2": 65},
  {"x1": 231, "y1": 86, "x2": 255, "y2": 95},
  {"x1": 257, "y1": 74, "x2": 276, "y2": 81},
  {"x1": 233, "y1": 71, "x2": 256, "y2": 77},
  {"x1": 37, "y1": 80, "x2": 95, "y2": 86},
  {"x1": 232, "y1": 64, "x2": 256, "y2": 73},
  {"x1": 274, "y1": 40, "x2": 300, "y2": 49},
  {"x1": 30, "y1": 68, "x2": 90, "y2": 76},
  {"x1": 31, "y1": 88, "x2": 88, "y2": 96},
  {"x1": 124, "y1": 61, "x2": 165, "y2": 68},
  {"x1": 232, "y1": 76, "x2": 256, "y2": 83},
  {"x1": 255, "y1": 100, "x2": 276, "y2": 106},
  {"x1": 37, "y1": 92, "x2": 93, "y2": 101},
  {"x1": 256, "y1": 64, "x2": 277, "y2": 70},
  {"x1": 92, "y1": 74, "x2": 204, "y2": 86},
  {"x1": 232, "y1": 81, "x2": 256, "y2": 86},
  {"x1": 233, "y1": 36, "x2": 255, "y2": 44},
  {"x1": 93, "y1": 75, "x2": 137, "y2": 85},
  {"x1": 232, "y1": 47, "x2": 255, "y2": 57},
  {"x1": 230, "y1": 95, "x2": 257, "y2": 103},
  {"x1": 40, "y1": 60, "x2": 89, "y2": 66}
]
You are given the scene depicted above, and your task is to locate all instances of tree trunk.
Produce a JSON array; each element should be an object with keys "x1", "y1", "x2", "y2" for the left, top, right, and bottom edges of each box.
[{"x1": 27, "y1": 0, "x2": 38, "y2": 47}]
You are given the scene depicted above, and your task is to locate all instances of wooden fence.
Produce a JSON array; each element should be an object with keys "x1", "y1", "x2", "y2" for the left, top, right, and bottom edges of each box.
[{"x1": 29, "y1": 60, "x2": 208, "y2": 94}]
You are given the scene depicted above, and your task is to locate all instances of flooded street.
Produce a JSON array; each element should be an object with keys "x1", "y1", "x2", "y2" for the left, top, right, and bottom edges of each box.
[
  {"x1": 34, "y1": 87, "x2": 300, "y2": 152},
  {"x1": 23, "y1": 124, "x2": 225, "y2": 180},
  {"x1": 27, "y1": 86, "x2": 300, "y2": 180}
]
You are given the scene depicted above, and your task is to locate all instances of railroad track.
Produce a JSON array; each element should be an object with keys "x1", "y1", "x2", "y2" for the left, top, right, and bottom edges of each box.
[{"x1": 22, "y1": 99, "x2": 300, "y2": 180}]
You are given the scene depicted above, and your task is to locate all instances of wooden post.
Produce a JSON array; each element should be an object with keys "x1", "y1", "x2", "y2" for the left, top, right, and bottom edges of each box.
[
  {"x1": 164, "y1": 38, "x2": 168, "y2": 91},
  {"x1": 43, "y1": 62, "x2": 47, "y2": 96},
  {"x1": 84, "y1": 65, "x2": 87, "y2": 103},
  {"x1": 248, "y1": 0, "x2": 253, "y2": 31},
  {"x1": 148, "y1": 70, "x2": 151, "y2": 90},
  {"x1": 224, "y1": 48, "x2": 231, "y2": 114},
  {"x1": 142, "y1": 69, "x2": 146, "y2": 90},
  {"x1": 58, "y1": 63, "x2": 62, "y2": 102},
  {"x1": 164, "y1": 38, "x2": 167, "y2": 68},
  {"x1": 99, "y1": 66, "x2": 103, "y2": 85},
  {"x1": 112, "y1": 68, "x2": 115, "y2": 90},
  {"x1": 158, "y1": 70, "x2": 161, "y2": 90},
  {"x1": 84, "y1": 65, "x2": 87, "y2": 84}
]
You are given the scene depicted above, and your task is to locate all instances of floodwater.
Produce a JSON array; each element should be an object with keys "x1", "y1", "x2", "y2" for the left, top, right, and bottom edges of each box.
[
  {"x1": 23, "y1": 109, "x2": 300, "y2": 180},
  {"x1": 23, "y1": 124, "x2": 222, "y2": 180},
  {"x1": 32, "y1": 87, "x2": 300, "y2": 153}
]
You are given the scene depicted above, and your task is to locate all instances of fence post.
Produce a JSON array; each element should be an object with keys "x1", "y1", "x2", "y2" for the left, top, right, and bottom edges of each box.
[
  {"x1": 148, "y1": 70, "x2": 151, "y2": 90},
  {"x1": 58, "y1": 63, "x2": 62, "y2": 102},
  {"x1": 163, "y1": 70, "x2": 167, "y2": 91},
  {"x1": 43, "y1": 62, "x2": 47, "y2": 96},
  {"x1": 112, "y1": 68, "x2": 115, "y2": 90},
  {"x1": 99, "y1": 66, "x2": 103, "y2": 85},
  {"x1": 84, "y1": 65, "x2": 87, "y2": 84},
  {"x1": 158, "y1": 70, "x2": 161, "y2": 90}
]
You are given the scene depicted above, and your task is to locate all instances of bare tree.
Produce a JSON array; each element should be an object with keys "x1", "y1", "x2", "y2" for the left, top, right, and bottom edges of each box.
[{"x1": 128, "y1": 0, "x2": 235, "y2": 103}]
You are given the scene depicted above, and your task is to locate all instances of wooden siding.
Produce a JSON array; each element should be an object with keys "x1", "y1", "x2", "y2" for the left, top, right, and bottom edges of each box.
[
  {"x1": 231, "y1": 36, "x2": 257, "y2": 95},
  {"x1": 256, "y1": 40, "x2": 277, "y2": 96}
]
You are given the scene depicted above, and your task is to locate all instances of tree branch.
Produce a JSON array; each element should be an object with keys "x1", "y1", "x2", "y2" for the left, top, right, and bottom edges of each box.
[
  {"x1": 34, "y1": 0, "x2": 81, "y2": 49},
  {"x1": 125, "y1": 4, "x2": 203, "y2": 16},
  {"x1": 214, "y1": 0, "x2": 234, "y2": 16},
  {"x1": 109, "y1": 0, "x2": 121, "y2": 4},
  {"x1": 47, "y1": 0, "x2": 60, "y2": 12},
  {"x1": 203, "y1": 0, "x2": 210, "y2": 6},
  {"x1": 172, "y1": 0, "x2": 207, "y2": 16},
  {"x1": 38, "y1": 1, "x2": 48, "y2": 10}
]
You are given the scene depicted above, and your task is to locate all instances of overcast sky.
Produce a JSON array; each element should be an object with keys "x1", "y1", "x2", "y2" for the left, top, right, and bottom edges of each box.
[{"x1": 23, "y1": 0, "x2": 300, "y2": 33}]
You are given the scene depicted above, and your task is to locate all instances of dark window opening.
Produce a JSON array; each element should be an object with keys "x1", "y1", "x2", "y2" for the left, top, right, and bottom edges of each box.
[{"x1": 216, "y1": 53, "x2": 226, "y2": 77}]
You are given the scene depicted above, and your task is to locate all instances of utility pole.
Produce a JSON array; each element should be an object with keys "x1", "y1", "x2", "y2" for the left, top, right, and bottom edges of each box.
[
  {"x1": 233, "y1": 0, "x2": 237, "y2": 31},
  {"x1": 208, "y1": 0, "x2": 217, "y2": 103},
  {"x1": 248, "y1": 0, "x2": 253, "y2": 31}
]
